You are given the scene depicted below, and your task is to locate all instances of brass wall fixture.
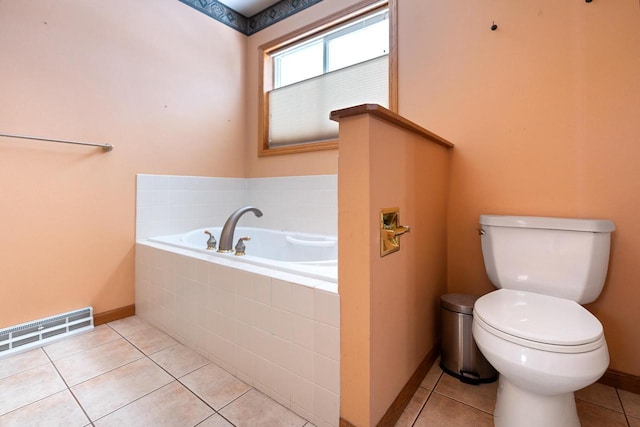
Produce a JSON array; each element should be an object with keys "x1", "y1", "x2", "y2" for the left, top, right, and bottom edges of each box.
[{"x1": 380, "y1": 208, "x2": 411, "y2": 257}]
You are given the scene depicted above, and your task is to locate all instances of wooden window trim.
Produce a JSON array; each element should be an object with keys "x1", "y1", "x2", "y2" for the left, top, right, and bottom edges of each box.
[{"x1": 258, "y1": 0, "x2": 398, "y2": 157}]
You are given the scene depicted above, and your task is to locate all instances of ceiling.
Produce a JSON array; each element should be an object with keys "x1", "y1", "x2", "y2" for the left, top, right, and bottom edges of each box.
[{"x1": 219, "y1": 0, "x2": 281, "y2": 17}]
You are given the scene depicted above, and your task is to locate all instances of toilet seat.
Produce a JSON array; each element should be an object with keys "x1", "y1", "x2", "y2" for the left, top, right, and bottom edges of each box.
[{"x1": 474, "y1": 289, "x2": 605, "y2": 353}]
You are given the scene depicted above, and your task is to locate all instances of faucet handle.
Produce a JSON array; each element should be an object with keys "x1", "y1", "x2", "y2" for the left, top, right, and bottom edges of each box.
[
  {"x1": 204, "y1": 231, "x2": 217, "y2": 250},
  {"x1": 234, "y1": 237, "x2": 251, "y2": 256}
]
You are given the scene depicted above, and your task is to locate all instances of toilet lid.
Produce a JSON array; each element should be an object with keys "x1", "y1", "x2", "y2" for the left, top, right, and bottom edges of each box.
[{"x1": 474, "y1": 289, "x2": 603, "y2": 346}]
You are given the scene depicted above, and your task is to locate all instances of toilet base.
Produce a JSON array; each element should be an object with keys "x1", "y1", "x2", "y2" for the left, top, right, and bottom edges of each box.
[{"x1": 494, "y1": 377, "x2": 580, "y2": 427}]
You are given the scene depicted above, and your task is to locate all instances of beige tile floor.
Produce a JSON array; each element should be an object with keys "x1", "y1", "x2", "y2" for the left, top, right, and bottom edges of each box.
[
  {"x1": 0, "y1": 316, "x2": 311, "y2": 427},
  {"x1": 3, "y1": 316, "x2": 640, "y2": 427},
  {"x1": 396, "y1": 358, "x2": 640, "y2": 427}
]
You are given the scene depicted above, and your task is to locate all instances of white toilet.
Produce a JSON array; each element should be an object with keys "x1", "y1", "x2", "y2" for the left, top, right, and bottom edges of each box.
[{"x1": 472, "y1": 215, "x2": 615, "y2": 427}]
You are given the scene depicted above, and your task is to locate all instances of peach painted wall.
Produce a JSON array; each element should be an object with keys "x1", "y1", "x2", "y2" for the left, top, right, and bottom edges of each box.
[
  {"x1": 337, "y1": 111, "x2": 451, "y2": 426},
  {"x1": 0, "y1": 0, "x2": 246, "y2": 328},
  {"x1": 398, "y1": 0, "x2": 640, "y2": 375},
  {"x1": 246, "y1": 0, "x2": 640, "y2": 376}
]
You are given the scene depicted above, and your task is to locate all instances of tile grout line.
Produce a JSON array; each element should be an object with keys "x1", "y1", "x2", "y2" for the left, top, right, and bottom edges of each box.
[
  {"x1": 176, "y1": 373, "x2": 250, "y2": 425},
  {"x1": 411, "y1": 388, "x2": 434, "y2": 427},
  {"x1": 109, "y1": 322, "x2": 253, "y2": 426},
  {"x1": 575, "y1": 395, "x2": 627, "y2": 414},
  {"x1": 409, "y1": 369, "x2": 443, "y2": 426},
  {"x1": 0, "y1": 349, "x2": 51, "y2": 382},
  {"x1": 615, "y1": 387, "x2": 632, "y2": 427},
  {"x1": 42, "y1": 347, "x2": 95, "y2": 426},
  {"x1": 48, "y1": 322, "x2": 196, "y2": 425},
  {"x1": 105, "y1": 322, "x2": 230, "y2": 425},
  {"x1": 109, "y1": 319, "x2": 310, "y2": 426}
]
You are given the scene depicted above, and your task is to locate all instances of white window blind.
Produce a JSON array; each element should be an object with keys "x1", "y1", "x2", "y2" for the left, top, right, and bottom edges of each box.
[{"x1": 268, "y1": 55, "x2": 389, "y2": 147}]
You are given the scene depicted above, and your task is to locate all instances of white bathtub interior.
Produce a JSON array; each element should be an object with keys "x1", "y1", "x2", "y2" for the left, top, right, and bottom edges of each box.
[
  {"x1": 149, "y1": 227, "x2": 337, "y2": 282},
  {"x1": 135, "y1": 174, "x2": 340, "y2": 426}
]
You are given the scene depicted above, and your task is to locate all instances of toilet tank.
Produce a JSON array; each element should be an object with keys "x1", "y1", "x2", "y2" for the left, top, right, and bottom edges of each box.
[{"x1": 479, "y1": 215, "x2": 615, "y2": 304}]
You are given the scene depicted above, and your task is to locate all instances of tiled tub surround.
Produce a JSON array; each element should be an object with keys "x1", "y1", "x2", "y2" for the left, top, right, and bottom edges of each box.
[
  {"x1": 136, "y1": 173, "x2": 340, "y2": 425},
  {"x1": 136, "y1": 174, "x2": 337, "y2": 240},
  {"x1": 135, "y1": 243, "x2": 340, "y2": 426}
]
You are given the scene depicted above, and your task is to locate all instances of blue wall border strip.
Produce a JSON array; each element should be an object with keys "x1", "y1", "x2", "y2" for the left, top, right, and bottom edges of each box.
[
  {"x1": 178, "y1": 0, "x2": 248, "y2": 33},
  {"x1": 247, "y1": 0, "x2": 324, "y2": 35},
  {"x1": 179, "y1": 0, "x2": 324, "y2": 35}
]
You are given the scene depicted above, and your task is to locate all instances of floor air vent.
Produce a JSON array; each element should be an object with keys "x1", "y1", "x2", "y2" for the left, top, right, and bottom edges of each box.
[{"x1": 0, "y1": 307, "x2": 93, "y2": 358}]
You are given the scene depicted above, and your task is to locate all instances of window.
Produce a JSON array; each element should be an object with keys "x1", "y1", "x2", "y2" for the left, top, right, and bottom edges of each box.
[{"x1": 258, "y1": 0, "x2": 397, "y2": 156}]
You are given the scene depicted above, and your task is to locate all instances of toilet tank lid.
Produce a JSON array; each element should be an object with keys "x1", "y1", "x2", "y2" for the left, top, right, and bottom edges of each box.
[{"x1": 479, "y1": 215, "x2": 615, "y2": 232}]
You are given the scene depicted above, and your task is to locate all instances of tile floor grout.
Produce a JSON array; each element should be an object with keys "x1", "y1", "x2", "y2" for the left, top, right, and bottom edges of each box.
[
  {"x1": 2, "y1": 317, "x2": 639, "y2": 427},
  {"x1": 95, "y1": 322, "x2": 255, "y2": 427},
  {"x1": 103, "y1": 323, "x2": 219, "y2": 422},
  {"x1": 0, "y1": 318, "x2": 314, "y2": 427},
  {"x1": 44, "y1": 349, "x2": 96, "y2": 426},
  {"x1": 395, "y1": 357, "x2": 640, "y2": 427},
  {"x1": 68, "y1": 323, "x2": 164, "y2": 426}
]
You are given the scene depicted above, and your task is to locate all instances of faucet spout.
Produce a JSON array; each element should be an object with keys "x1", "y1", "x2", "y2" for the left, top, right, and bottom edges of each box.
[{"x1": 218, "y1": 206, "x2": 263, "y2": 252}]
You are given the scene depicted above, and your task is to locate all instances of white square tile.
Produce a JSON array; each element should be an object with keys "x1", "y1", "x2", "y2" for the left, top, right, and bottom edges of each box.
[
  {"x1": 314, "y1": 323, "x2": 340, "y2": 361},
  {"x1": 291, "y1": 285, "x2": 314, "y2": 318},
  {"x1": 137, "y1": 174, "x2": 154, "y2": 191},
  {"x1": 152, "y1": 190, "x2": 170, "y2": 207},
  {"x1": 219, "y1": 290, "x2": 236, "y2": 318},
  {"x1": 291, "y1": 375, "x2": 314, "y2": 415},
  {"x1": 235, "y1": 271, "x2": 254, "y2": 299},
  {"x1": 214, "y1": 266, "x2": 237, "y2": 294},
  {"x1": 235, "y1": 320, "x2": 253, "y2": 352},
  {"x1": 252, "y1": 355, "x2": 272, "y2": 390},
  {"x1": 289, "y1": 344, "x2": 313, "y2": 381},
  {"x1": 271, "y1": 336, "x2": 291, "y2": 370},
  {"x1": 196, "y1": 303, "x2": 209, "y2": 331},
  {"x1": 252, "y1": 328, "x2": 272, "y2": 361},
  {"x1": 152, "y1": 175, "x2": 170, "y2": 190},
  {"x1": 217, "y1": 315, "x2": 236, "y2": 343},
  {"x1": 252, "y1": 302, "x2": 272, "y2": 334},
  {"x1": 235, "y1": 296, "x2": 253, "y2": 325},
  {"x1": 234, "y1": 345, "x2": 255, "y2": 381},
  {"x1": 206, "y1": 332, "x2": 224, "y2": 363},
  {"x1": 314, "y1": 386, "x2": 339, "y2": 427},
  {"x1": 313, "y1": 354, "x2": 339, "y2": 395},
  {"x1": 136, "y1": 206, "x2": 153, "y2": 224},
  {"x1": 291, "y1": 315, "x2": 314, "y2": 350},
  {"x1": 314, "y1": 290, "x2": 339, "y2": 327},
  {"x1": 271, "y1": 308, "x2": 292, "y2": 341},
  {"x1": 207, "y1": 286, "x2": 224, "y2": 313},
  {"x1": 270, "y1": 363, "x2": 292, "y2": 403},
  {"x1": 272, "y1": 280, "x2": 291, "y2": 311},
  {"x1": 217, "y1": 337, "x2": 237, "y2": 369},
  {"x1": 251, "y1": 275, "x2": 272, "y2": 305},
  {"x1": 196, "y1": 260, "x2": 209, "y2": 284},
  {"x1": 137, "y1": 190, "x2": 154, "y2": 209}
]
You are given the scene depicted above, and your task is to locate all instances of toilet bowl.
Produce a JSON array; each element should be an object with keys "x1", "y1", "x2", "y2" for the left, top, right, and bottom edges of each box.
[
  {"x1": 473, "y1": 289, "x2": 609, "y2": 427},
  {"x1": 473, "y1": 215, "x2": 615, "y2": 427}
]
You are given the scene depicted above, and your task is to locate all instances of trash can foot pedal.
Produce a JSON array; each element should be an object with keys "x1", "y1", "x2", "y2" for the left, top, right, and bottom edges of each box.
[{"x1": 439, "y1": 361, "x2": 498, "y2": 385}]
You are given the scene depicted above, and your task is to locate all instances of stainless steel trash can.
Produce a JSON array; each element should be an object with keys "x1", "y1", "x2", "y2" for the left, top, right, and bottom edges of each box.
[{"x1": 440, "y1": 293, "x2": 497, "y2": 384}]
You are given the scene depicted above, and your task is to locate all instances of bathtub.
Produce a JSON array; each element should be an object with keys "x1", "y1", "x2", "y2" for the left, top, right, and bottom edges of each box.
[
  {"x1": 148, "y1": 227, "x2": 337, "y2": 283},
  {"x1": 136, "y1": 226, "x2": 341, "y2": 425}
]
